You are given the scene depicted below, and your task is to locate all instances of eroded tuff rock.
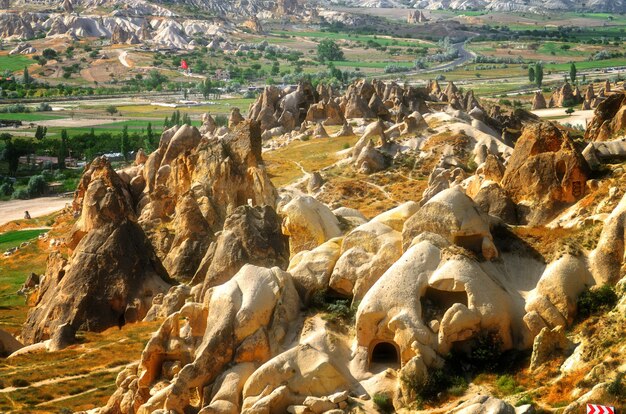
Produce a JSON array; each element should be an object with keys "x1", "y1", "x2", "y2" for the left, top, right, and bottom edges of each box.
[
  {"x1": 102, "y1": 264, "x2": 300, "y2": 414},
  {"x1": 193, "y1": 205, "x2": 290, "y2": 299},
  {"x1": 403, "y1": 187, "x2": 498, "y2": 260},
  {"x1": 584, "y1": 92, "x2": 626, "y2": 142},
  {"x1": 22, "y1": 158, "x2": 172, "y2": 345},
  {"x1": 139, "y1": 121, "x2": 277, "y2": 280},
  {"x1": 280, "y1": 195, "x2": 343, "y2": 257},
  {"x1": 501, "y1": 122, "x2": 589, "y2": 225}
]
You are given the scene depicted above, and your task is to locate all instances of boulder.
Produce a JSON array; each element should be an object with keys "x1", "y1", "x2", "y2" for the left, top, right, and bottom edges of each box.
[
  {"x1": 529, "y1": 326, "x2": 572, "y2": 371},
  {"x1": 288, "y1": 238, "x2": 342, "y2": 302},
  {"x1": 329, "y1": 220, "x2": 402, "y2": 300},
  {"x1": 0, "y1": 329, "x2": 23, "y2": 357}
]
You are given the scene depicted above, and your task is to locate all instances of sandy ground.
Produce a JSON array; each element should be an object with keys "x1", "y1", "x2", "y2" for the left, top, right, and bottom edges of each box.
[
  {"x1": 35, "y1": 118, "x2": 126, "y2": 127},
  {"x1": 532, "y1": 108, "x2": 595, "y2": 128},
  {"x1": 0, "y1": 197, "x2": 69, "y2": 227}
]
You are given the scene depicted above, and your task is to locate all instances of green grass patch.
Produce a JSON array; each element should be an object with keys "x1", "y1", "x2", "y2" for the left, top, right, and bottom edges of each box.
[
  {"x1": 0, "y1": 229, "x2": 47, "y2": 252},
  {"x1": 495, "y1": 374, "x2": 524, "y2": 396},
  {"x1": 0, "y1": 113, "x2": 66, "y2": 122},
  {"x1": 0, "y1": 55, "x2": 35, "y2": 73}
]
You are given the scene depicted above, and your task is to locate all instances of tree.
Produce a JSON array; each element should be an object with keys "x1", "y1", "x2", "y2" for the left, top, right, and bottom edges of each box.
[
  {"x1": 120, "y1": 125, "x2": 130, "y2": 161},
  {"x1": 23, "y1": 67, "x2": 31, "y2": 85},
  {"x1": 271, "y1": 61, "x2": 280, "y2": 76},
  {"x1": 58, "y1": 129, "x2": 68, "y2": 169},
  {"x1": 1, "y1": 133, "x2": 33, "y2": 176},
  {"x1": 106, "y1": 105, "x2": 118, "y2": 116},
  {"x1": 42, "y1": 48, "x2": 58, "y2": 60},
  {"x1": 565, "y1": 107, "x2": 575, "y2": 115},
  {"x1": 317, "y1": 39, "x2": 345, "y2": 63},
  {"x1": 202, "y1": 78, "x2": 212, "y2": 99},
  {"x1": 35, "y1": 126, "x2": 47, "y2": 141},
  {"x1": 570, "y1": 62, "x2": 577, "y2": 83},
  {"x1": 528, "y1": 66, "x2": 535, "y2": 83},
  {"x1": 27, "y1": 175, "x2": 48, "y2": 198},
  {"x1": 535, "y1": 62, "x2": 544, "y2": 87},
  {"x1": 144, "y1": 122, "x2": 155, "y2": 152}
]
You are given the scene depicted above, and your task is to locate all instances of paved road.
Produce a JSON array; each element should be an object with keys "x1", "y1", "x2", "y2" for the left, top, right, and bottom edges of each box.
[{"x1": 0, "y1": 197, "x2": 69, "y2": 227}]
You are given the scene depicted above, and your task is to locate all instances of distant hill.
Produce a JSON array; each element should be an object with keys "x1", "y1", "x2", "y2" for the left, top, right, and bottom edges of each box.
[{"x1": 339, "y1": 0, "x2": 626, "y2": 13}]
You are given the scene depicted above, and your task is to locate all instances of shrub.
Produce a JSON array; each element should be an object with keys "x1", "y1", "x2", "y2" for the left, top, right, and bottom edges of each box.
[
  {"x1": 310, "y1": 291, "x2": 358, "y2": 324},
  {"x1": 607, "y1": 372, "x2": 625, "y2": 398},
  {"x1": 26, "y1": 175, "x2": 48, "y2": 197},
  {"x1": 36, "y1": 102, "x2": 52, "y2": 112},
  {"x1": 12, "y1": 189, "x2": 30, "y2": 200},
  {"x1": 11, "y1": 378, "x2": 30, "y2": 387},
  {"x1": 577, "y1": 285, "x2": 617, "y2": 319},
  {"x1": 447, "y1": 376, "x2": 468, "y2": 396},
  {"x1": 515, "y1": 393, "x2": 534, "y2": 406},
  {"x1": 496, "y1": 374, "x2": 523, "y2": 396},
  {"x1": 0, "y1": 182, "x2": 13, "y2": 196},
  {"x1": 372, "y1": 393, "x2": 393, "y2": 413},
  {"x1": 468, "y1": 331, "x2": 503, "y2": 372}
]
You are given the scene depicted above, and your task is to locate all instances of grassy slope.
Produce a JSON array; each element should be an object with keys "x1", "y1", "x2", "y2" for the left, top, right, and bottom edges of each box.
[{"x1": 0, "y1": 229, "x2": 48, "y2": 252}]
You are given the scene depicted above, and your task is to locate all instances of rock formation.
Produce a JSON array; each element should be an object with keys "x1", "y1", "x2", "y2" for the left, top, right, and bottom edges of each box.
[
  {"x1": 584, "y1": 93, "x2": 626, "y2": 142},
  {"x1": 407, "y1": 9, "x2": 429, "y2": 23},
  {"x1": 22, "y1": 158, "x2": 172, "y2": 345},
  {"x1": 501, "y1": 122, "x2": 590, "y2": 224},
  {"x1": 532, "y1": 90, "x2": 547, "y2": 110}
]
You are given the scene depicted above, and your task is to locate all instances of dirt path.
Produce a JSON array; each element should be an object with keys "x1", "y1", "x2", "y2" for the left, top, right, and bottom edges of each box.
[
  {"x1": 0, "y1": 197, "x2": 69, "y2": 227},
  {"x1": 0, "y1": 366, "x2": 120, "y2": 394}
]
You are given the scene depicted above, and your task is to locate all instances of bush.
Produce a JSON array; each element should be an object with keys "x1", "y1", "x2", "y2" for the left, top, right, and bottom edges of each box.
[
  {"x1": 0, "y1": 182, "x2": 13, "y2": 196},
  {"x1": 447, "y1": 376, "x2": 468, "y2": 396},
  {"x1": 12, "y1": 189, "x2": 30, "y2": 200},
  {"x1": 496, "y1": 374, "x2": 523, "y2": 396},
  {"x1": 11, "y1": 378, "x2": 30, "y2": 387},
  {"x1": 577, "y1": 285, "x2": 618, "y2": 319},
  {"x1": 372, "y1": 393, "x2": 393, "y2": 413},
  {"x1": 36, "y1": 102, "x2": 52, "y2": 112},
  {"x1": 27, "y1": 175, "x2": 48, "y2": 197},
  {"x1": 468, "y1": 331, "x2": 503, "y2": 372},
  {"x1": 607, "y1": 372, "x2": 625, "y2": 398},
  {"x1": 310, "y1": 291, "x2": 358, "y2": 324},
  {"x1": 515, "y1": 393, "x2": 534, "y2": 407}
]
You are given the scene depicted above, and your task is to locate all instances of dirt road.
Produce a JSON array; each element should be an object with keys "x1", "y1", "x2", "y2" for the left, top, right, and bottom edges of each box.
[
  {"x1": 0, "y1": 197, "x2": 69, "y2": 227},
  {"x1": 532, "y1": 108, "x2": 595, "y2": 128}
]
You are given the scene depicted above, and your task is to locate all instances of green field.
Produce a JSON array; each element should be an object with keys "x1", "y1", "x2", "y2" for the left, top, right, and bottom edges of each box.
[
  {"x1": 0, "y1": 113, "x2": 67, "y2": 122},
  {"x1": 0, "y1": 229, "x2": 48, "y2": 252},
  {"x1": 547, "y1": 58, "x2": 626, "y2": 72},
  {"x1": 331, "y1": 60, "x2": 414, "y2": 69},
  {"x1": 0, "y1": 55, "x2": 35, "y2": 73},
  {"x1": 271, "y1": 31, "x2": 433, "y2": 48}
]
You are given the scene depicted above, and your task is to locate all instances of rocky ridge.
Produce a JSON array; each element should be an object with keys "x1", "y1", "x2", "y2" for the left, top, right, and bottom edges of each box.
[{"x1": 6, "y1": 80, "x2": 626, "y2": 414}]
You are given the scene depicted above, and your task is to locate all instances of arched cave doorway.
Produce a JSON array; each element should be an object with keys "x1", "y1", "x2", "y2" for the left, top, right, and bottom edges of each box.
[{"x1": 369, "y1": 341, "x2": 400, "y2": 370}]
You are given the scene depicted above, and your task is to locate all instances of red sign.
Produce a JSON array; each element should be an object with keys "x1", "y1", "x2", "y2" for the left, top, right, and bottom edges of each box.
[
  {"x1": 587, "y1": 404, "x2": 615, "y2": 414},
  {"x1": 181, "y1": 60, "x2": 188, "y2": 70}
]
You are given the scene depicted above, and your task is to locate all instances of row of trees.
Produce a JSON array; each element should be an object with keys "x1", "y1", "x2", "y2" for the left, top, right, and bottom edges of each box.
[
  {"x1": 0, "y1": 123, "x2": 161, "y2": 177},
  {"x1": 529, "y1": 62, "x2": 583, "y2": 87}
]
